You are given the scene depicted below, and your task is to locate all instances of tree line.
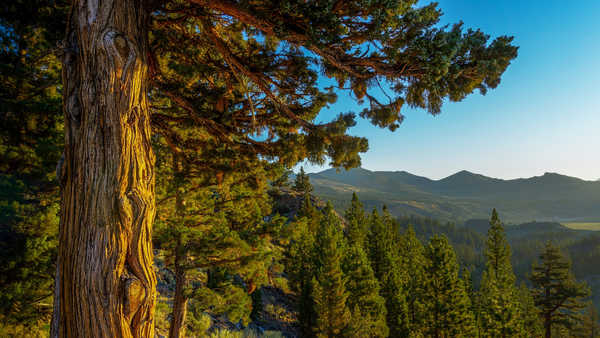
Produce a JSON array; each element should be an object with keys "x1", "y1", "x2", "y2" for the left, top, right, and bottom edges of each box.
[{"x1": 283, "y1": 173, "x2": 596, "y2": 338}]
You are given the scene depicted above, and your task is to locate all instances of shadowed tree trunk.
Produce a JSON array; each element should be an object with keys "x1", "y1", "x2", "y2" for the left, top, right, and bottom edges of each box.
[
  {"x1": 169, "y1": 156, "x2": 188, "y2": 338},
  {"x1": 169, "y1": 247, "x2": 188, "y2": 338},
  {"x1": 51, "y1": 0, "x2": 156, "y2": 336}
]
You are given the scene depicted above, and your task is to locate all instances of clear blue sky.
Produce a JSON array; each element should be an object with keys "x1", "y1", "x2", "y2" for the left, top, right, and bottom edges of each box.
[{"x1": 301, "y1": 0, "x2": 600, "y2": 181}]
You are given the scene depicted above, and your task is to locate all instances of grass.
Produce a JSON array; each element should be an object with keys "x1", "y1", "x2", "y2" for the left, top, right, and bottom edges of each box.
[{"x1": 562, "y1": 222, "x2": 600, "y2": 231}]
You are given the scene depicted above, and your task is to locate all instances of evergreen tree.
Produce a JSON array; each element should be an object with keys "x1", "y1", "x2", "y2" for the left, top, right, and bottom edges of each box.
[
  {"x1": 398, "y1": 226, "x2": 427, "y2": 335},
  {"x1": 285, "y1": 217, "x2": 317, "y2": 337},
  {"x1": 516, "y1": 283, "x2": 544, "y2": 338},
  {"x1": 345, "y1": 192, "x2": 368, "y2": 248},
  {"x1": 422, "y1": 235, "x2": 475, "y2": 338},
  {"x1": 367, "y1": 208, "x2": 409, "y2": 336},
  {"x1": 463, "y1": 267, "x2": 484, "y2": 337},
  {"x1": 154, "y1": 150, "x2": 283, "y2": 337},
  {"x1": 312, "y1": 204, "x2": 350, "y2": 337},
  {"x1": 49, "y1": 0, "x2": 517, "y2": 332},
  {"x1": 342, "y1": 243, "x2": 388, "y2": 337},
  {"x1": 293, "y1": 167, "x2": 313, "y2": 194},
  {"x1": 0, "y1": 1, "x2": 67, "y2": 330},
  {"x1": 480, "y1": 209, "x2": 523, "y2": 337},
  {"x1": 530, "y1": 242, "x2": 591, "y2": 338},
  {"x1": 271, "y1": 168, "x2": 292, "y2": 189}
]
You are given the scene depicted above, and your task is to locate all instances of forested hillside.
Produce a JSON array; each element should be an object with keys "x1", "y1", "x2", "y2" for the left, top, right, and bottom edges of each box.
[
  {"x1": 3, "y1": 0, "x2": 599, "y2": 337},
  {"x1": 310, "y1": 167, "x2": 600, "y2": 222}
]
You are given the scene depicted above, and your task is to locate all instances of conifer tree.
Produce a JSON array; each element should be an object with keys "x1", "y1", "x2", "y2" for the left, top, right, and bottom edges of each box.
[
  {"x1": 480, "y1": 209, "x2": 523, "y2": 337},
  {"x1": 367, "y1": 208, "x2": 409, "y2": 336},
  {"x1": 517, "y1": 283, "x2": 544, "y2": 338},
  {"x1": 342, "y1": 243, "x2": 389, "y2": 337},
  {"x1": 0, "y1": 1, "x2": 67, "y2": 329},
  {"x1": 398, "y1": 226, "x2": 427, "y2": 335},
  {"x1": 50, "y1": 0, "x2": 517, "y2": 333},
  {"x1": 285, "y1": 216, "x2": 318, "y2": 337},
  {"x1": 530, "y1": 242, "x2": 591, "y2": 338},
  {"x1": 422, "y1": 235, "x2": 475, "y2": 338},
  {"x1": 294, "y1": 167, "x2": 314, "y2": 195},
  {"x1": 312, "y1": 203, "x2": 350, "y2": 337},
  {"x1": 154, "y1": 149, "x2": 282, "y2": 337},
  {"x1": 345, "y1": 192, "x2": 368, "y2": 248},
  {"x1": 463, "y1": 267, "x2": 484, "y2": 337},
  {"x1": 271, "y1": 169, "x2": 292, "y2": 189}
]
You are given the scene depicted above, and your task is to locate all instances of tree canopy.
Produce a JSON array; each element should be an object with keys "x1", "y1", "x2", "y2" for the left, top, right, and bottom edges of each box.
[{"x1": 150, "y1": 0, "x2": 518, "y2": 171}]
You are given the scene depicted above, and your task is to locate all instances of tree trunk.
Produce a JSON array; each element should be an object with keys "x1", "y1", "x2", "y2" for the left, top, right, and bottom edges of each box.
[
  {"x1": 51, "y1": 0, "x2": 156, "y2": 337},
  {"x1": 169, "y1": 253, "x2": 188, "y2": 338}
]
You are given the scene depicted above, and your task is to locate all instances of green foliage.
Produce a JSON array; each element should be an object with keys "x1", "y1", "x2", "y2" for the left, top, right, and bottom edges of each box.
[
  {"x1": 293, "y1": 167, "x2": 313, "y2": 195},
  {"x1": 194, "y1": 273, "x2": 254, "y2": 326},
  {"x1": 342, "y1": 244, "x2": 388, "y2": 337},
  {"x1": 284, "y1": 217, "x2": 317, "y2": 336},
  {"x1": 367, "y1": 208, "x2": 409, "y2": 336},
  {"x1": 516, "y1": 283, "x2": 544, "y2": 337},
  {"x1": 0, "y1": 0, "x2": 67, "y2": 329},
  {"x1": 311, "y1": 204, "x2": 350, "y2": 337},
  {"x1": 397, "y1": 226, "x2": 427, "y2": 335},
  {"x1": 344, "y1": 192, "x2": 368, "y2": 248},
  {"x1": 152, "y1": 0, "x2": 516, "y2": 172},
  {"x1": 530, "y1": 242, "x2": 591, "y2": 337},
  {"x1": 422, "y1": 235, "x2": 475, "y2": 337},
  {"x1": 576, "y1": 303, "x2": 600, "y2": 337},
  {"x1": 479, "y1": 209, "x2": 523, "y2": 336}
]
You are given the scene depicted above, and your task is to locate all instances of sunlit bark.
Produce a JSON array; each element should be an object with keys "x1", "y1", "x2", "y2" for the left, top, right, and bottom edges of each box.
[{"x1": 51, "y1": 0, "x2": 156, "y2": 336}]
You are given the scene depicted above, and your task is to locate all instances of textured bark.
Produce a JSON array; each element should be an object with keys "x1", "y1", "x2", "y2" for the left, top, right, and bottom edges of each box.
[{"x1": 52, "y1": 0, "x2": 156, "y2": 337}]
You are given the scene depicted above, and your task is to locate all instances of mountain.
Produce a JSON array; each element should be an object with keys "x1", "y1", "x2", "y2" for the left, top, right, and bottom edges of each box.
[{"x1": 309, "y1": 168, "x2": 600, "y2": 223}]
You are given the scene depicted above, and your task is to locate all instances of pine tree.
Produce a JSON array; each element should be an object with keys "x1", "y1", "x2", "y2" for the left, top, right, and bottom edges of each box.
[
  {"x1": 0, "y1": 1, "x2": 67, "y2": 329},
  {"x1": 530, "y1": 242, "x2": 591, "y2": 338},
  {"x1": 342, "y1": 244, "x2": 389, "y2": 337},
  {"x1": 293, "y1": 167, "x2": 314, "y2": 194},
  {"x1": 345, "y1": 192, "x2": 368, "y2": 248},
  {"x1": 50, "y1": 0, "x2": 517, "y2": 333},
  {"x1": 480, "y1": 209, "x2": 523, "y2": 337},
  {"x1": 422, "y1": 235, "x2": 475, "y2": 338},
  {"x1": 154, "y1": 150, "x2": 282, "y2": 337},
  {"x1": 367, "y1": 208, "x2": 409, "y2": 337},
  {"x1": 312, "y1": 203, "x2": 350, "y2": 337},
  {"x1": 516, "y1": 283, "x2": 544, "y2": 337},
  {"x1": 285, "y1": 217, "x2": 317, "y2": 337},
  {"x1": 398, "y1": 226, "x2": 427, "y2": 335}
]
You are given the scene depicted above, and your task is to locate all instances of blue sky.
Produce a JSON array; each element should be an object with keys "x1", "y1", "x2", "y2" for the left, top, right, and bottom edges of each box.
[{"x1": 301, "y1": 0, "x2": 600, "y2": 181}]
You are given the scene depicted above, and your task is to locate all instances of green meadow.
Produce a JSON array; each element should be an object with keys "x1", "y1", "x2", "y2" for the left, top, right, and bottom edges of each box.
[{"x1": 563, "y1": 222, "x2": 600, "y2": 231}]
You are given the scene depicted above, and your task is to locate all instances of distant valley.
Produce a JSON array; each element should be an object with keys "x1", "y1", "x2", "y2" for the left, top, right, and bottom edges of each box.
[{"x1": 309, "y1": 167, "x2": 600, "y2": 224}]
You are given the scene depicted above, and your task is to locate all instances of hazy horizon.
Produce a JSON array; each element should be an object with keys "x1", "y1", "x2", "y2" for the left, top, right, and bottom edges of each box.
[{"x1": 304, "y1": 166, "x2": 599, "y2": 183}]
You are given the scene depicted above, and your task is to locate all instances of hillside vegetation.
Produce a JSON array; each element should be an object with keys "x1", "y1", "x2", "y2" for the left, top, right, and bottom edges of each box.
[{"x1": 310, "y1": 168, "x2": 600, "y2": 223}]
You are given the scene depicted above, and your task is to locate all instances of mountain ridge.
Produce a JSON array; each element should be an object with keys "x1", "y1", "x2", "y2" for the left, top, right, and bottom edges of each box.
[{"x1": 309, "y1": 167, "x2": 600, "y2": 223}]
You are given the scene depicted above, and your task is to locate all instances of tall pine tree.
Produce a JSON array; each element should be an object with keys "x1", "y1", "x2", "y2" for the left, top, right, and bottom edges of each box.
[
  {"x1": 422, "y1": 235, "x2": 475, "y2": 338},
  {"x1": 398, "y1": 225, "x2": 427, "y2": 335},
  {"x1": 345, "y1": 192, "x2": 368, "y2": 248},
  {"x1": 367, "y1": 208, "x2": 409, "y2": 337},
  {"x1": 480, "y1": 209, "x2": 523, "y2": 337},
  {"x1": 342, "y1": 242, "x2": 388, "y2": 337},
  {"x1": 531, "y1": 242, "x2": 591, "y2": 338},
  {"x1": 293, "y1": 167, "x2": 313, "y2": 195},
  {"x1": 312, "y1": 203, "x2": 350, "y2": 337},
  {"x1": 49, "y1": 0, "x2": 517, "y2": 333}
]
